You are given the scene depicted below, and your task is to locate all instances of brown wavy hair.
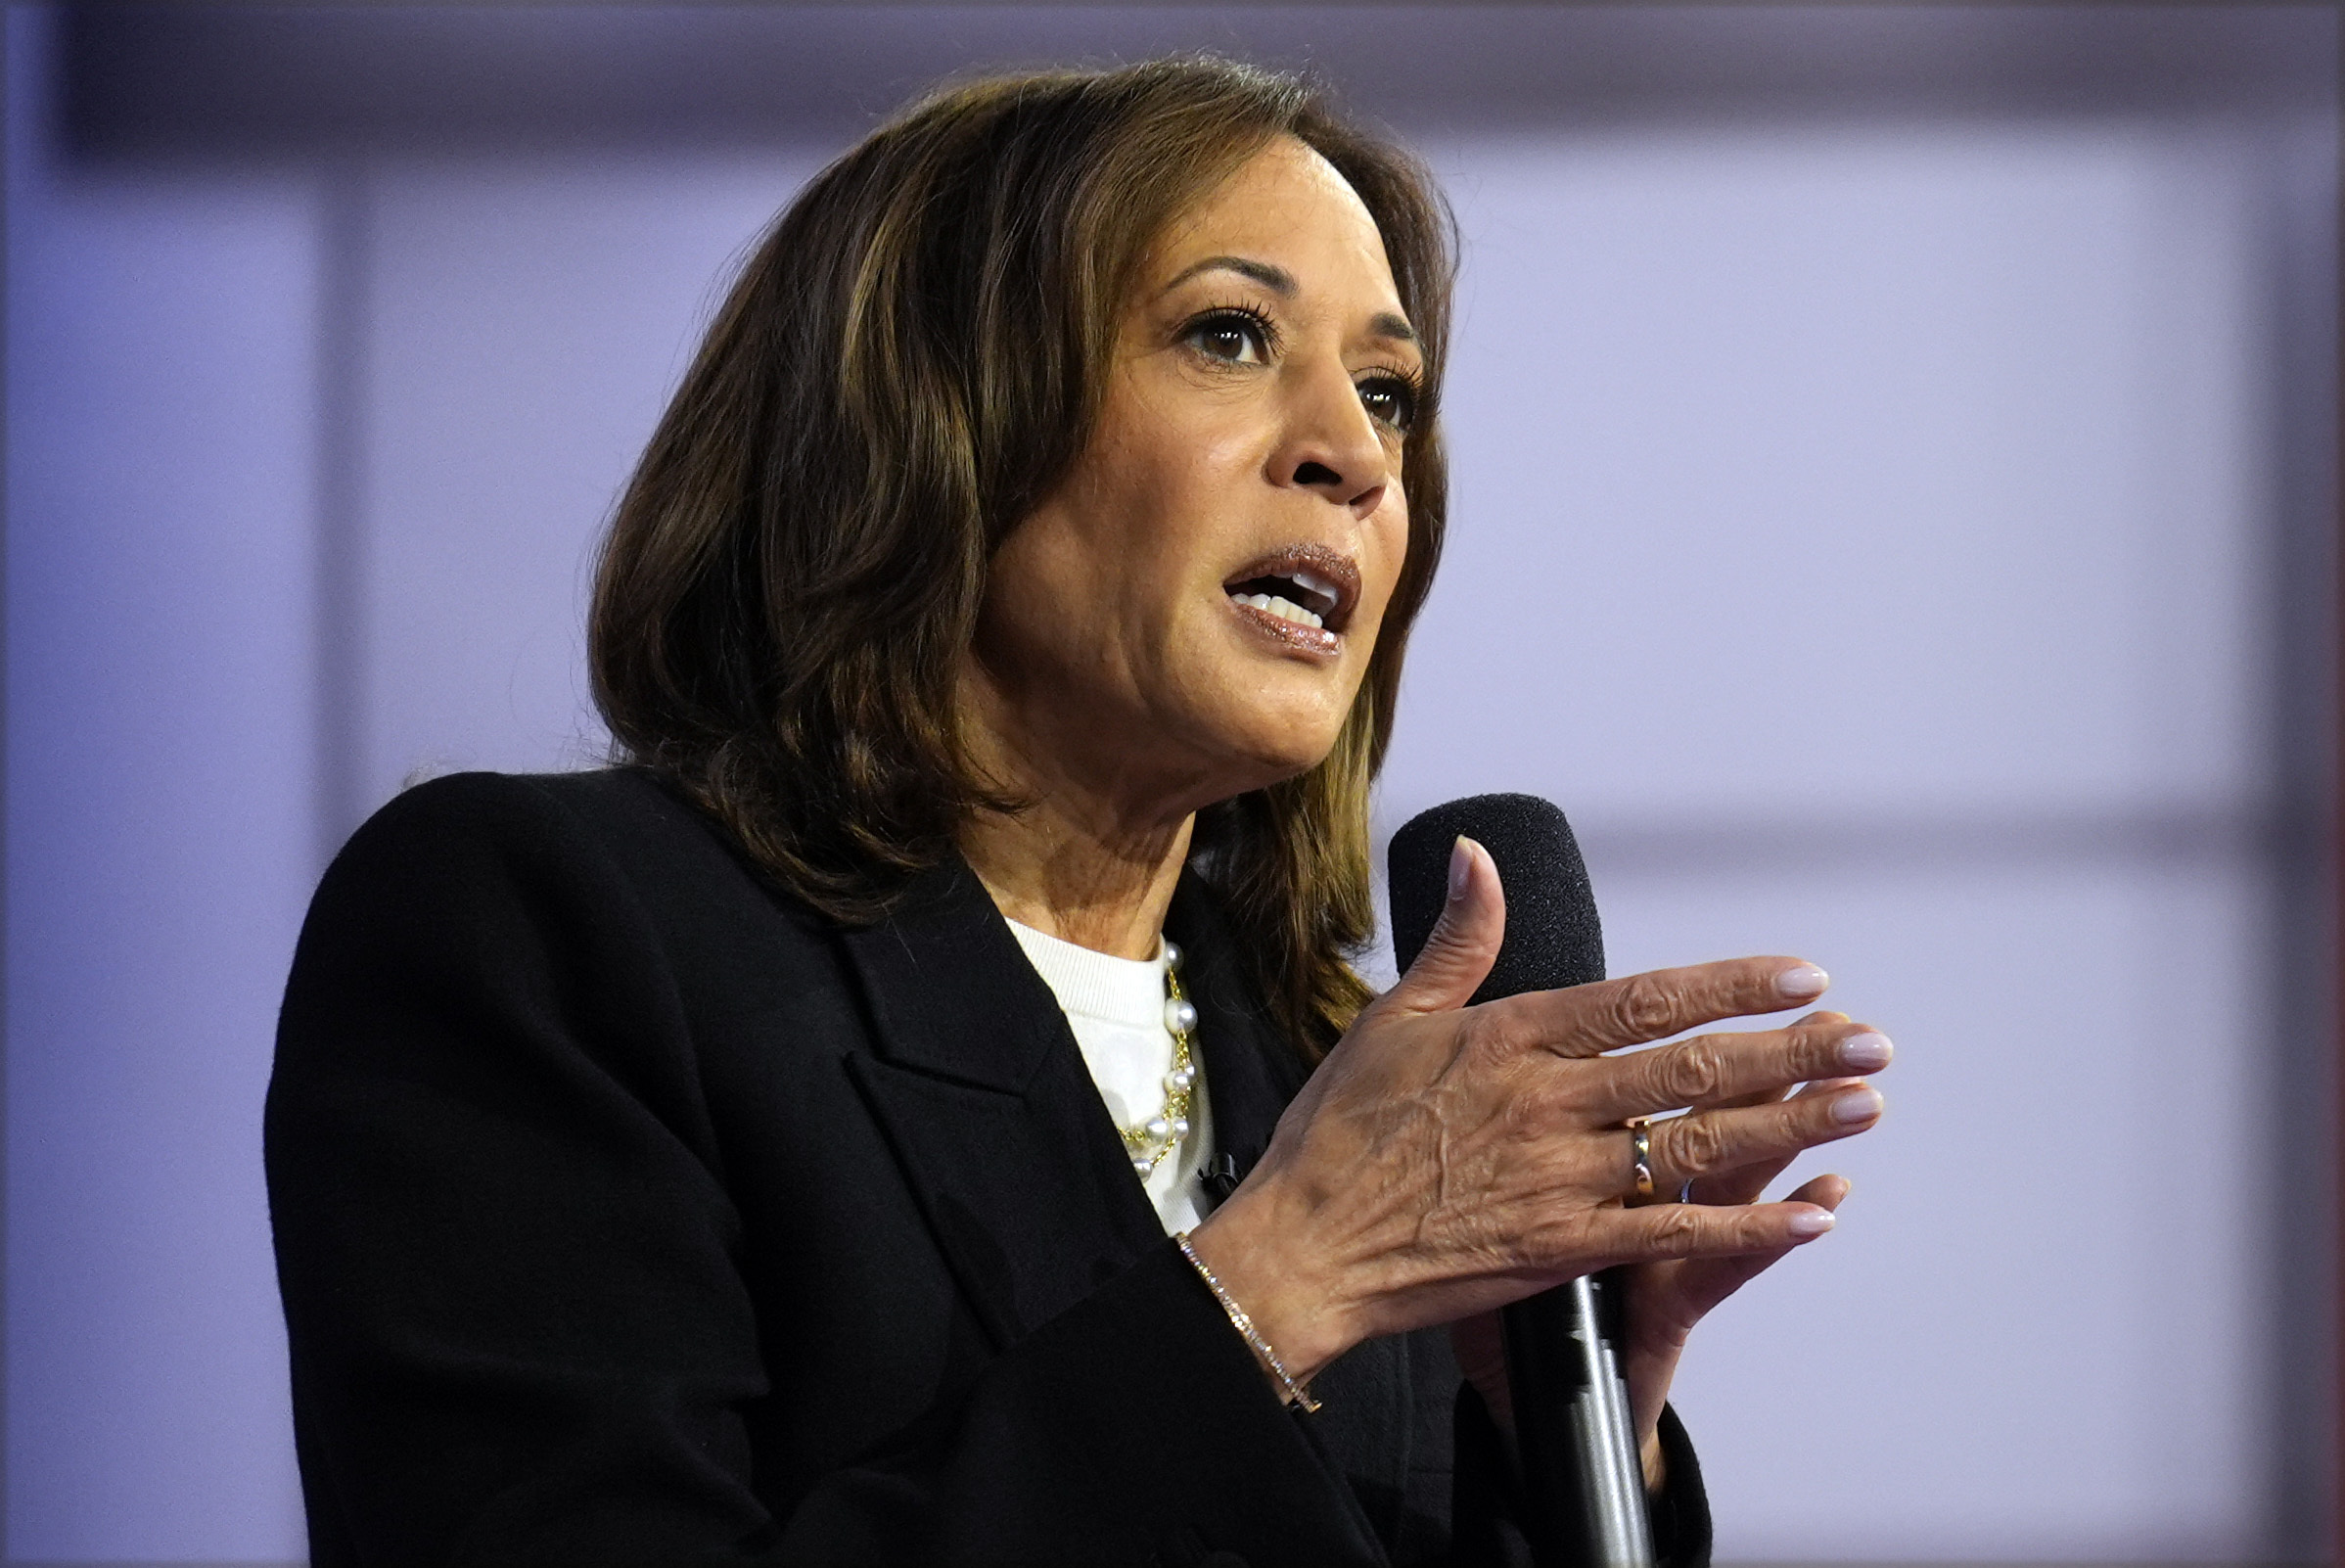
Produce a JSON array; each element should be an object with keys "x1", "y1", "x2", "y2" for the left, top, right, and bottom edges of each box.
[{"x1": 589, "y1": 56, "x2": 1454, "y2": 1059}]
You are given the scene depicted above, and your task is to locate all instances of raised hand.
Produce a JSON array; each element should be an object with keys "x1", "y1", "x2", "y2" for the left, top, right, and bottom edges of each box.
[{"x1": 1186, "y1": 838, "x2": 1889, "y2": 1429}]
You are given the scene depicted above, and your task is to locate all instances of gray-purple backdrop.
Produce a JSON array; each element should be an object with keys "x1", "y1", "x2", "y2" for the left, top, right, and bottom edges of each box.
[{"x1": 8, "y1": 5, "x2": 2336, "y2": 1561}]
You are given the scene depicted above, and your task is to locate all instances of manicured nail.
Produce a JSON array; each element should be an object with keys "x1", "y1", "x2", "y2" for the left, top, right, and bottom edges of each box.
[
  {"x1": 1775, "y1": 963, "x2": 1828, "y2": 1000},
  {"x1": 1828, "y1": 1085, "x2": 1884, "y2": 1125},
  {"x1": 1788, "y1": 1208, "x2": 1836, "y2": 1238},
  {"x1": 1448, "y1": 836, "x2": 1477, "y2": 900},
  {"x1": 1837, "y1": 1032, "x2": 1893, "y2": 1072}
]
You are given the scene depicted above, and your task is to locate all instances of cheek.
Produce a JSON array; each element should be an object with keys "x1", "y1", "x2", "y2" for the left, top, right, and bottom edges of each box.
[
  {"x1": 1084, "y1": 412, "x2": 1248, "y2": 571},
  {"x1": 1352, "y1": 494, "x2": 1415, "y2": 642}
]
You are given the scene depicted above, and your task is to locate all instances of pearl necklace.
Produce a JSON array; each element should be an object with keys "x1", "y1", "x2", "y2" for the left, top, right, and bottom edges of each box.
[{"x1": 1122, "y1": 939, "x2": 1198, "y2": 1176}]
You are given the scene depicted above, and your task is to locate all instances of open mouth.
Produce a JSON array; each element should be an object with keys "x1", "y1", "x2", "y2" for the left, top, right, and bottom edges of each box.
[{"x1": 1222, "y1": 545, "x2": 1360, "y2": 641}]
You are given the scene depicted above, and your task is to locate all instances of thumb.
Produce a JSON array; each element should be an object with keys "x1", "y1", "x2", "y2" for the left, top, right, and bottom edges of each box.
[{"x1": 1387, "y1": 836, "x2": 1505, "y2": 1014}]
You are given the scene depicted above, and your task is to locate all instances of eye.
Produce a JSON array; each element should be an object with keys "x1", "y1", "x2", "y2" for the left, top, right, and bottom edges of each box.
[
  {"x1": 1356, "y1": 372, "x2": 1418, "y2": 434},
  {"x1": 1182, "y1": 307, "x2": 1273, "y2": 366}
]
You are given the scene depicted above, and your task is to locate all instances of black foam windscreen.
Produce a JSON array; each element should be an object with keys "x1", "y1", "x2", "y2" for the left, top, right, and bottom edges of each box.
[
  {"x1": 1389, "y1": 795, "x2": 1649, "y2": 1567},
  {"x1": 1387, "y1": 793, "x2": 1605, "y2": 1001}
]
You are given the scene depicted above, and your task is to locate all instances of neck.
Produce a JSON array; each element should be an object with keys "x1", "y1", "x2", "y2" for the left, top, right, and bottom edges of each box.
[
  {"x1": 955, "y1": 669, "x2": 1204, "y2": 960},
  {"x1": 960, "y1": 796, "x2": 1192, "y2": 961}
]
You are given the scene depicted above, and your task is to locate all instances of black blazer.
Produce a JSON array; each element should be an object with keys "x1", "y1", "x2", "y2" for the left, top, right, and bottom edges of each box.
[{"x1": 267, "y1": 768, "x2": 1711, "y2": 1565}]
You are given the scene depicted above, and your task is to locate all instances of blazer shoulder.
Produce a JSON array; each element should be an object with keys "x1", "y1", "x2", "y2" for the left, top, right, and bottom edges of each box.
[
  {"x1": 333, "y1": 765, "x2": 687, "y2": 861},
  {"x1": 301, "y1": 769, "x2": 845, "y2": 1015},
  {"x1": 299, "y1": 769, "x2": 668, "y2": 975},
  {"x1": 280, "y1": 768, "x2": 851, "y2": 1144},
  {"x1": 328, "y1": 767, "x2": 796, "y2": 911}
]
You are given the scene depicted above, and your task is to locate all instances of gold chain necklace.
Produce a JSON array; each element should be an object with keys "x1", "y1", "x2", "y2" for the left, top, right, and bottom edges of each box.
[{"x1": 1122, "y1": 940, "x2": 1197, "y2": 1176}]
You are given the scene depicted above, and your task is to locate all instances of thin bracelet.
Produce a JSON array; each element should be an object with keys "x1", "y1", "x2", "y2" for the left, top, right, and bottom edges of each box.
[{"x1": 1174, "y1": 1231, "x2": 1321, "y2": 1413}]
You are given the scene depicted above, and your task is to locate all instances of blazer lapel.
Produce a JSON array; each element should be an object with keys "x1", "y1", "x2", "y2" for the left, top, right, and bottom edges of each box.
[
  {"x1": 1165, "y1": 875, "x2": 1300, "y2": 1195},
  {"x1": 840, "y1": 859, "x2": 1164, "y2": 1351},
  {"x1": 1168, "y1": 878, "x2": 1417, "y2": 1536},
  {"x1": 849, "y1": 861, "x2": 1417, "y2": 1541}
]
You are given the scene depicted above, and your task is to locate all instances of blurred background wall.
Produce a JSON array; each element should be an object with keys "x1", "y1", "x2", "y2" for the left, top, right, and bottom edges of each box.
[{"x1": 5, "y1": 3, "x2": 2336, "y2": 1562}]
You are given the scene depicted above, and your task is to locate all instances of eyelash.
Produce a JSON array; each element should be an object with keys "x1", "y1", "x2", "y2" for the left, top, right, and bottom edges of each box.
[
  {"x1": 1182, "y1": 301, "x2": 1281, "y2": 364},
  {"x1": 1356, "y1": 367, "x2": 1423, "y2": 436},
  {"x1": 1177, "y1": 303, "x2": 1425, "y2": 435}
]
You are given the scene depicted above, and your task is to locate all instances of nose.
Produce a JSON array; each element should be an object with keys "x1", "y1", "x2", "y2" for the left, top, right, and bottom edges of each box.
[{"x1": 1269, "y1": 363, "x2": 1392, "y2": 521}]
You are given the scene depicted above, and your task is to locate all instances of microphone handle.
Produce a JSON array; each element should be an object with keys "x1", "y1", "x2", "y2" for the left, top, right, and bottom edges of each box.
[{"x1": 1501, "y1": 1268, "x2": 1656, "y2": 1568}]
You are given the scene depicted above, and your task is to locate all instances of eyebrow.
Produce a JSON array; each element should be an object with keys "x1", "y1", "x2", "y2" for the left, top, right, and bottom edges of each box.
[{"x1": 1160, "y1": 254, "x2": 1418, "y2": 346}]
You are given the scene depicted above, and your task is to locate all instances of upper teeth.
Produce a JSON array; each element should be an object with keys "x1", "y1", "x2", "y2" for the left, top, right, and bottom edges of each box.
[
  {"x1": 1287, "y1": 569, "x2": 1338, "y2": 605},
  {"x1": 1234, "y1": 591, "x2": 1324, "y2": 630}
]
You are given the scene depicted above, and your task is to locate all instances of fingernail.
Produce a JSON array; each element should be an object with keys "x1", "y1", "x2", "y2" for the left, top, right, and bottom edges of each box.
[
  {"x1": 1448, "y1": 837, "x2": 1476, "y2": 901},
  {"x1": 1775, "y1": 963, "x2": 1828, "y2": 1000},
  {"x1": 1788, "y1": 1208, "x2": 1836, "y2": 1238},
  {"x1": 1828, "y1": 1085, "x2": 1884, "y2": 1125},
  {"x1": 1837, "y1": 1031, "x2": 1893, "y2": 1072}
]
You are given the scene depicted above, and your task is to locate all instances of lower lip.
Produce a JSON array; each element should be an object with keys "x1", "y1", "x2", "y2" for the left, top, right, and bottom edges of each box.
[{"x1": 1228, "y1": 597, "x2": 1341, "y2": 656}]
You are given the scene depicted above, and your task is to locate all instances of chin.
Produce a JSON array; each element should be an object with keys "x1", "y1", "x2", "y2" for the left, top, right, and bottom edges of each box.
[
  {"x1": 1206, "y1": 713, "x2": 1351, "y2": 795},
  {"x1": 1170, "y1": 647, "x2": 1363, "y2": 796}
]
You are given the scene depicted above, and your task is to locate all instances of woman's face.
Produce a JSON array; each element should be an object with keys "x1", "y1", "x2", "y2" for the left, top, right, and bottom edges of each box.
[{"x1": 970, "y1": 136, "x2": 1421, "y2": 815}]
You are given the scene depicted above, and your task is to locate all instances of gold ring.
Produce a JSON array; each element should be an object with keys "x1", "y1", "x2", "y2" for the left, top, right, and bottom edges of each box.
[{"x1": 1628, "y1": 1118, "x2": 1655, "y2": 1202}]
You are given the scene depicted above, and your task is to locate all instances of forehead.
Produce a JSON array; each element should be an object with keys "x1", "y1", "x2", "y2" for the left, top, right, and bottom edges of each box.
[{"x1": 1146, "y1": 137, "x2": 1402, "y2": 307}]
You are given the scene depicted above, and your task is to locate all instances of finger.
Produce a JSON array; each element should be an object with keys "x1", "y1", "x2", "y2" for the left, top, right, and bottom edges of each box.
[
  {"x1": 1381, "y1": 837, "x2": 1505, "y2": 1015},
  {"x1": 1684, "y1": 1079, "x2": 1861, "y2": 1206},
  {"x1": 1632, "y1": 1082, "x2": 1884, "y2": 1196},
  {"x1": 1636, "y1": 1177, "x2": 1855, "y2": 1327},
  {"x1": 1692, "y1": 1084, "x2": 1791, "y2": 1116},
  {"x1": 1495, "y1": 955, "x2": 1830, "y2": 1059},
  {"x1": 1584, "y1": 1196, "x2": 1835, "y2": 1266},
  {"x1": 1588, "y1": 1022, "x2": 1893, "y2": 1123},
  {"x1": 1788, "y1": 1172, "x2": 1852, "y2": 1210},
  {"x1": 1689, "y1": 1013, "x2": 1846, "y2": 1108},
  {"x1": 1684, "y1": 1028, "x2": 1844, "y2": 1115},
  {"x1": 1675, "y1": 1084, "x2": 1795, "y2": 1207}
]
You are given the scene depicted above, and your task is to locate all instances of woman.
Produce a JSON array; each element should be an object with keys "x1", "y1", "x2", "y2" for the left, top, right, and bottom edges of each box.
[{"x1": 267, "y1": 57, "x2": 1889, "y2": 1565}]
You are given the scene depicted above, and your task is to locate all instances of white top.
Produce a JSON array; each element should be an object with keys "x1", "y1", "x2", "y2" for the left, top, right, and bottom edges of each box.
[{"x1": 1006, "y1": 919, "x2": 1213, "y2": 1234}]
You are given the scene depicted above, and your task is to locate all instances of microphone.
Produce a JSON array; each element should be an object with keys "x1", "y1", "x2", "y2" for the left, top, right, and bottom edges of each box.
[{"x1": 1388, "y1": 795, "x2": 1655, "y2": 1568}]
